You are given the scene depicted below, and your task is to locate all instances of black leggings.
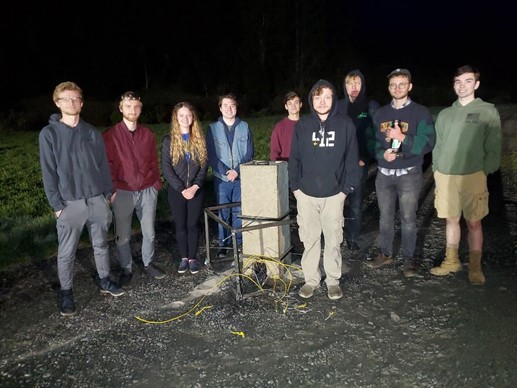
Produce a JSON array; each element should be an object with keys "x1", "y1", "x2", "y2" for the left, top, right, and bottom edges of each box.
[{"x1": 167, "y1": 187, "x2": 204, "y2": 259}]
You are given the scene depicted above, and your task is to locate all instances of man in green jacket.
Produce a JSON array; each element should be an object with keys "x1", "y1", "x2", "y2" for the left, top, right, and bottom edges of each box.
[{"x1": 430, "y1": 65, "x2": 502, "y2": 285}]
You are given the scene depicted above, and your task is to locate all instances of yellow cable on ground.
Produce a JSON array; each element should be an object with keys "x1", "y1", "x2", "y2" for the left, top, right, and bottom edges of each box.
[{"x1": 134, "y1": 254, "x2": 303, "y2": 325}]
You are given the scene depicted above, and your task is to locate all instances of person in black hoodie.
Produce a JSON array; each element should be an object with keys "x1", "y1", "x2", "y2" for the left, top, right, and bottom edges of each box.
[
  {"x1": 337, "y1": 70, "x2": 379, "y2": 253},
  {"x1": 289, "y1": 79, "x2": 361, "y2": 300}
]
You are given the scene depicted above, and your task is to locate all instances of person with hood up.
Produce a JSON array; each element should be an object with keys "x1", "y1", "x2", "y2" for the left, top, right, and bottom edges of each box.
[
  {"x1": 289, "y1": 79, "x2": 361, "y2": 300},
  {"x1": 337, "y1": 70, "x2": 379, "y2": 253}
]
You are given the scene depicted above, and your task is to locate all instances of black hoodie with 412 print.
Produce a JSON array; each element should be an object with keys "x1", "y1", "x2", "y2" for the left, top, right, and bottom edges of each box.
[{"x1": 288, "y1": 79, "x2": 361, "y2": 198}]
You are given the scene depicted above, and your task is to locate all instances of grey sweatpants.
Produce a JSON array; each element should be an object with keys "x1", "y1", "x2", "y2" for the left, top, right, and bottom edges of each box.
[
  {"x1": 56, "y1": 195, "x2": 112, "y2": 290},
  {"x1": 111, "y1": 187, "x2": 158, "y2": 270}
]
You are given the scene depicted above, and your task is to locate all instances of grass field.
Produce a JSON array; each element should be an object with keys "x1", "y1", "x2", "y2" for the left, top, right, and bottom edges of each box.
[
  {"x1": 0, "y1": 115, "x2": 282, "y2": 268},
  {"x1": 2, "y1": 105, "x2": 515, "y2": 269}
]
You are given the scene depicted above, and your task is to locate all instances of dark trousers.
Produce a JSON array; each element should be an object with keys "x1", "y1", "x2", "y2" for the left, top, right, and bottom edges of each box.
[
  {"x1": 167, "y1": 187, "x2": 204, "y2": 259},
  {"x1": 344, "y1": 164, "x2": 369, "y2": 242},
  {"x1": 375, "y1": 167, "x2": 423, "y2": 259}
]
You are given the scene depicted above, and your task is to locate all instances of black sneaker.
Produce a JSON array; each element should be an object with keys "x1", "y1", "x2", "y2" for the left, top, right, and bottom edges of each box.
[
  {"x1": 145, "y1": 263, "x2": 166, "y2": 279},
  {"x1": 403, "y1": 258, "x2": 418, "y2": 278},
  {"x1": 178, "y1": 258, "x2": 189, "y2": 274},
  {"x1": 189, "y1": 259, "x2": 201, "y2": 274},
  {"x1": 119, "y1": 269, "x2": 133, "y2": 287},
  {"x1": 100, "y1": 278, "x2": 125, "y2": 297},
  {"x1": 346, "y1": 240, "x2": 360, "y2": 252},
  {"x1": 60, "y1": 289, "x2": 76, "y2": 316}
]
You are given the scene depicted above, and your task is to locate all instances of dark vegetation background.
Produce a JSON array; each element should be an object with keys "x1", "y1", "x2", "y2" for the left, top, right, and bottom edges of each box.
[{"x1": 1, "y1": 0, "x2": 515, "y2": 132}]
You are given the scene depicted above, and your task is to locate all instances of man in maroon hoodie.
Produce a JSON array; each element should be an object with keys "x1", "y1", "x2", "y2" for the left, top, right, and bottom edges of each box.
[{"x1": 103, "y1": 92, "x2": 164, "y2": 285}]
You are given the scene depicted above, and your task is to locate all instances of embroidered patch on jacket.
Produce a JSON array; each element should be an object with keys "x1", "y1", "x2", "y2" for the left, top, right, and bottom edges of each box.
[{"x1": 465, "y1": 113, "x2": 480, "y2": 123}]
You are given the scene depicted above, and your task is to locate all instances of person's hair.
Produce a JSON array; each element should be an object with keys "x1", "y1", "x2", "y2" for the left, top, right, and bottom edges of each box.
[
  {"x1": 169, "y1": 102, "x2": 207, "y2": 166},
  {"x1": 310, "y1": 84, "x2": 332, "y2": 99},
  {"x1": 119, "y1": 91, "x2": 142, "y2": 109},
  {"x1": 454, "y1": 65, "x2": 480, "y2": 82},
  {"x1": 345, "y1": 73, "x2": 361, "y2": 83},
  {"x1": 218, "y1": 93, "x2": 238, "y2": 108},
  {"x1": 53, "y1": 81, "x2": 82, "y2": 102},
  {"x1": 284, "y1": 91, "x2": 301, "y2": 105}
]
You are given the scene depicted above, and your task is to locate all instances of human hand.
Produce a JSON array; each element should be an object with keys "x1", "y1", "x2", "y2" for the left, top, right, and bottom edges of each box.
[
  {"x1": 226, "y1": 169, "x2": 238, "y2": 181},
  {"x1": 384, "y1": 149, "x2": 398, "y2": 162},
  {"x1": 182, "y1": 185, "x2": 199, "y2": 200},
  {"x1": 387, "y1": 120, "x2": 404, "y2": 142}
]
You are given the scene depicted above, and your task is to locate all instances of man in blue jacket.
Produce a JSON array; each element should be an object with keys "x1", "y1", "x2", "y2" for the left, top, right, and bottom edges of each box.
[
  {"x1": 206, "y1": 93, "x2": 254, "y2": 257},
  {"x1": 289, "y1": 79, "x2": 361, "y2": 300}
]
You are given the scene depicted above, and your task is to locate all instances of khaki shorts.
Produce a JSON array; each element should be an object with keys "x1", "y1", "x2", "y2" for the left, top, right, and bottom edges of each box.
[{"x1": 434, "y1": 170, "x2": 489, "y2": 221}]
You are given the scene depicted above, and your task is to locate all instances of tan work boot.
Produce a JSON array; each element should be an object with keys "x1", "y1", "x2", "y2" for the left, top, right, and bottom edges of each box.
[
  {"x1": 468, "y1": 250, "x2": 485, "y2": 286},
  {"x1": 430, "y1": 248, "x2": 462, "y2": 276}
]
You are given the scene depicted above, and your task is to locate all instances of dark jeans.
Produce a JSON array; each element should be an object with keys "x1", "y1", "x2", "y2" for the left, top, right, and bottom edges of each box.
[
  {"x1": 344, "y1": 164, "x2": 368, "y2": 242},
  {"x1": 375, "y1": 167, "x2": 422, "y2": 259},
  {"x1": 289, "y1": 189, "x2": 304, "y2": 254}
]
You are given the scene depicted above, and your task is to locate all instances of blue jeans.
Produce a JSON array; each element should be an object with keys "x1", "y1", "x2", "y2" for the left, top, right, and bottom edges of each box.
[
  {"x1": 375, "y1": 168, "x2": 422, "y2": 259},
  {"x1": 214, "y1": 178, "x2": 242, "y2": 246}
]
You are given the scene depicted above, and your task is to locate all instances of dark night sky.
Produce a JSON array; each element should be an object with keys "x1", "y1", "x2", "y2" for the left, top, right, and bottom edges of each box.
[{"x1": 2, "y1": 0, "x2": 515, "y2": 114}]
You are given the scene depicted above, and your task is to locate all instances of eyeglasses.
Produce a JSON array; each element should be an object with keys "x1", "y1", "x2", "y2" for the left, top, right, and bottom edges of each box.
[
  {"x1": 120, "y1": 91, "x2": 141, "y2": 101},
  {"x1": 58, "y1": 97, "x2": 83, "y2": 104},
  {"x1": 389, "y1": 83, "x2": 409, "y2": 90}
]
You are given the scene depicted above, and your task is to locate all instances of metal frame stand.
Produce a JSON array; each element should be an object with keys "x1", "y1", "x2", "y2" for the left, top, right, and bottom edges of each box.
[{"x1": 204, "y1": 202, "x2": 294, "y2": 300}]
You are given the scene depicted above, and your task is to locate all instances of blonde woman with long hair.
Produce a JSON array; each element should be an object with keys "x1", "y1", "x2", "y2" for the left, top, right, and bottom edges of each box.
[{"x1": 161, "y1": 102, "x2": 208, "y2": 274}]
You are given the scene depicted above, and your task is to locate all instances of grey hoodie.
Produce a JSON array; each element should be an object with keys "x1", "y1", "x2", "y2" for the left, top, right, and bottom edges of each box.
[{"x1": 39, "y1": 113, "x2": 113, "y2": 211}]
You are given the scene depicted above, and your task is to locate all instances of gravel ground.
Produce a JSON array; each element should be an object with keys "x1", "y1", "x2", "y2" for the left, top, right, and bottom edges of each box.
[{"x1": 1, "y1": 110, "x2": 516, "y2": 388}]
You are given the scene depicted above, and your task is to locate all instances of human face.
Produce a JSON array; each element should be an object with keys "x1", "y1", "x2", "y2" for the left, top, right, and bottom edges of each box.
[
  {"x1": 453, "y1": 72, "x2": 479, "y2": 100},
  {"x1": 346, "y1": 77, "x2": 362, "y2": 102},
  {"x1": 285, "y1": 97, "x2": 302, "y2": 115},
  {"x1": 177, "y1": 106, "x2": 193, "y2": 132},
  {"x1": 219, "y1": 98, "x2": 237, "y2": 121},
  {"x1": 120, "y1": 99, "x2": 142, "y2": 123},
  {"x1": 312, "y1": 87, "x2": 333, "y2": 117},
  {"x1": 388, "y1": 76, "x2": 412, "y2": 100},
  {"x1": 55, "y1": 91, "x2": 83, "y2": 115}
]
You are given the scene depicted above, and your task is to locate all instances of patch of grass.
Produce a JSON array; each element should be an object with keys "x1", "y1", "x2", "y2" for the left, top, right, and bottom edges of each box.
[
  {"x1": 3, "y1": 107, "x2": 514, "y2": 269},
  {"x1": 0, "y1": 115, "x2": 280, "y2": 268}
]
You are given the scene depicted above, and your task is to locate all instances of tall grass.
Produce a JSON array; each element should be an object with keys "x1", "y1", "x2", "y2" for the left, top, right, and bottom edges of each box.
[{"x1": 0, "y1": 115, "x2": 282, "y2": 268}]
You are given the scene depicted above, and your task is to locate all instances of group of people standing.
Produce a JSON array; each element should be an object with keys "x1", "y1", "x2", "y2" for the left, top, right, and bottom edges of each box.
[
  {"x1": 271, "y1": 65, "x2": 501, "y2": 301},
  {"x1": 39, "y1": 62, "x2": 501, "y2": 315},
  {"x1": 39, "y1": 84, "x2": 252, "y2": 316}
]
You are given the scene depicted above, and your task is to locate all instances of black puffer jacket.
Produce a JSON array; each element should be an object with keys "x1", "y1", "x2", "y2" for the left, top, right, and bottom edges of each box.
[{"x1": 161, "y1": 135, "x2": 208, "y2": 193}]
